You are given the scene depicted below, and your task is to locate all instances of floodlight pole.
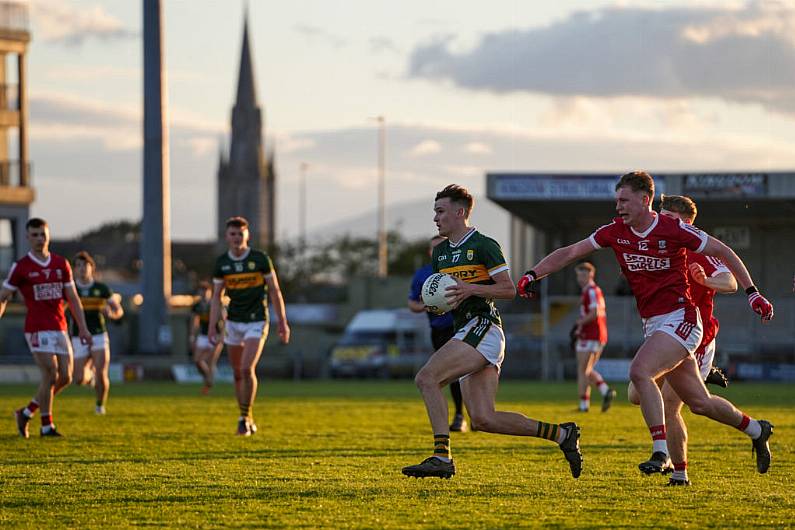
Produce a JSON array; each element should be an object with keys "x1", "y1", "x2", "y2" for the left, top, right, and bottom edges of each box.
[
  {"x1": 140, "y1": 0, "x2": 172, "y2": 354},
  {"x1": 373, "y1": 115, "x2": 387, "y2": 278}
]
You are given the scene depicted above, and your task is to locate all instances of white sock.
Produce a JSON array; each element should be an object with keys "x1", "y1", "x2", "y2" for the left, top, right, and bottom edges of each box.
[
  {"x1": 435, "y1": 456, "x2": 451, "y2": 462},
  {"x1": 597, "y1": 383, "x2": 609, "y2": 396},
  {"x1": 744, "y1": 419, "x2": 762, "y2": 439},
  {"x1": 23, "y1": 408, "x2": 34, "y2": 418},
  {"x1": 579, "y1": 399, "x2": 589, "y2": 410},
  {"x1": 671, "y1": 469, "x2": 688, "y2": 482},
  {"x1": 41, "y1": 425, "x2": 53, "y2": 433},
  {"x1": 556, "y1": 426, "x2": 568, "y2": 444},
  {"x1": 652, "y1": 439, "x2": 668, "y2": 455}
]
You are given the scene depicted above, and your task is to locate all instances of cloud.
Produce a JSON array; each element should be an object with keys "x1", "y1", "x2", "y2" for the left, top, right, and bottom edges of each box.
[
  {"x1": 369, "y1": 36, "x2": 400, "y2": 55},
  {"x1": 463, "y1": 142, "x2": 492, "y2": 155},
  {"x1": 293, "y1": 24, "x2": 347, "y2": 49},
  {"x1": 408, "y1": 139, "x2": 442, "y2": 157},
  {"x1": 407, "y1": 1, "x2": 795, "y2": 115},
  {"x1": 31, "y1": 0, "x2": 137, "y2": 45}
]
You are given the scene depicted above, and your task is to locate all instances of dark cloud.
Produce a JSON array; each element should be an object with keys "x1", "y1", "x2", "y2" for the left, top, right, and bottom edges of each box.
[{"x1": 407, "y1": 1, "x2": 795, "y2": 115}]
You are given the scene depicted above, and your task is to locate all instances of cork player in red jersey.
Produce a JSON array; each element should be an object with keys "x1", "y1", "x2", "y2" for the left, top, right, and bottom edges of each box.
[
  {"x1": 517, "y1": 172, "x2": 774, "y2": 478},
  {"x1": 0, "y1": 218, "x2": 92, "y2": 437}
]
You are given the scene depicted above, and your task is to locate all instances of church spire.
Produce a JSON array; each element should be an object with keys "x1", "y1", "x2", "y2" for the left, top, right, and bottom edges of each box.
[{"x1": 235, "y1": 9, "x2": 257, "y2": 109}]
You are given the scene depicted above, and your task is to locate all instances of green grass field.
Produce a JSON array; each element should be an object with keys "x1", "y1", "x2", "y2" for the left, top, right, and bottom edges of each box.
[{"x1": 1, "y1": 380, "x2": 793, "y2": 529}]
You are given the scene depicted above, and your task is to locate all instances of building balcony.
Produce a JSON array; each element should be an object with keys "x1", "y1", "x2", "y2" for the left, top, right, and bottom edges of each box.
[
  {"x1": 0, "y1": 2, "x2": 28, "y2": 42},
  {"x1": 0, "y1": 160, "x2": 32, "y2": 205}
]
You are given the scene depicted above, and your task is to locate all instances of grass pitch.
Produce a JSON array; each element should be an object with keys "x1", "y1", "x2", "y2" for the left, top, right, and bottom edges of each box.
[{"x1": 0, "y1": 380, "x2": 793, "y2": 528}]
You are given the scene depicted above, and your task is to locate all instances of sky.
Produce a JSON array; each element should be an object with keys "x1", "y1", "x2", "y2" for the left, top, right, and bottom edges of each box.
[{"x1": 18, "y1": 0, "x2": 795, "y2": 244}]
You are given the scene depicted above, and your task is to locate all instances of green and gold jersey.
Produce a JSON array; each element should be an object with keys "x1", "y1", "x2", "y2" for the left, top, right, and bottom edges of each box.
[
  {"x1": 71, "y1": 281, "x2": 113, "y2": 335},
  {"x1": 213, "y1": 248, "x2": 273, "y2": 323},
  {"x1": 191, "y1": 298, "x2": 212, "y2": 335},
  {"x1": 432, "y1": 228, "x2": 509, "y2": 330}
]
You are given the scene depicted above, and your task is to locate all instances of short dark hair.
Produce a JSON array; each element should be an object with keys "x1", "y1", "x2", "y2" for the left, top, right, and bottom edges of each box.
[
  {"x1": 660, "y1": 194, "x2": 697, "y2": 223},
  {"x1": 435, "y1": 184, "x2": 474, "y2": 218},
  {"x1": 26, "y1": 218, "x2": 48, "y2": 230},
  {"x1": 225, "y1": 216, "x2": 249, "y2": 230},
  {"x1": 575, "y1": 261, "x2": 595, "y2": 274},
  {"x1": 615, "y1": 171, "x2": 655, "y2": 201},
  {"x1": 73, "y1": 251, "x2": 96, "y2": 268}
]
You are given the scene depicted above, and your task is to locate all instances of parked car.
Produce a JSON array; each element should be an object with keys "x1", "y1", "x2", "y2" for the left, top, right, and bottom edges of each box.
[{"x1": 329, "y1": 309, "x2": 431, "y2": 378}]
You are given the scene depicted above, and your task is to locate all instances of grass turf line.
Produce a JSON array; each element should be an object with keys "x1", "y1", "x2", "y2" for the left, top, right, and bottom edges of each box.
[{"x1": 0, "y1": 381, "x2": 793, "y2": 528}]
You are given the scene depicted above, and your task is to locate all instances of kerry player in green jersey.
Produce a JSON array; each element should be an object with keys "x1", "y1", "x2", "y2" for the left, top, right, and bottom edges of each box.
[
  {"x1": 208, "y1": 217, "x2": 290, "y2": 436},
  {"x1": 71, "y1": 251, "x2": 124, "y2": 415},
  {"x1": 402, "y1": 185, "x2": 582, "y2": 480}
]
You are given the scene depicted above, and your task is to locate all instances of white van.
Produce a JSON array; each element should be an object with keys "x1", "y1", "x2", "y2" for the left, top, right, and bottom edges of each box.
[{"x1": 329, "y1": 309, "x2": 431, "y2": 378}]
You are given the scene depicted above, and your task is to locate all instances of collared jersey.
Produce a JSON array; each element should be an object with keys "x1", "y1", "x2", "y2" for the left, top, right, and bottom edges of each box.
[
  {"x1": 579, "y1": 281, "x2": 607, "y2": 343},
  {"x1": 432, "y1": 228, "x2": 509, "y2": 330},
  {"x1": 3, "y1": 252, "x2": 74, "y2": 333},
  {"x1": 589, "y1": 213, "x2": 708, "y2": 319},
  {"x1": 213, "y1": 248, "x2": 273, "y2": 323},
  {"x1": 71, "y1": 281, "x2": 113, "y2": 335},
  {"x1": 687, "y1": 251, "x2": 730, "y2": 353}
]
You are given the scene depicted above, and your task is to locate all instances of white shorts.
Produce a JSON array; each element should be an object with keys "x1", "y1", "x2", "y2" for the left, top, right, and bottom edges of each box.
[
  {"x1": 195, "y1": 334, "x2": 211, "y2": 350},
  {"x1": 576, "y1": 340, "x2": 605, "y2": 355},
  {"x1": 642, "y1": 307, "x2": 703, "y2": 355},
  {"x1": 224, "y1": 320, "x2": 268, "y2": 346},
  {"x1": 72, "y1": 333, "x2": 109, "y2": 359},
  {"x1": 453, "y1": 316, "x2": 505, "y2": 373},
  {"x1": 25, "y1": 331, "x2": 72, "y2": 356},
  {"x1": 694, "y1": 339, "x2": 716, "y2": 380}
]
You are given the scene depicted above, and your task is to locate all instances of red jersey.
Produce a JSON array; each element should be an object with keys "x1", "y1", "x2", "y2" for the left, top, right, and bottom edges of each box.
[
  {"x1": 687, "y1": 251, "x2": 730, "y2": 353},
  {"x1": 3, "y1": 252, "x2": 73, "y2": 332},
  {"x1": 579, "y1": 281, "x2": 608, "y2": 343},
  {"x1": 589, "y1": 213, "x2": 708, "y2": 319}
]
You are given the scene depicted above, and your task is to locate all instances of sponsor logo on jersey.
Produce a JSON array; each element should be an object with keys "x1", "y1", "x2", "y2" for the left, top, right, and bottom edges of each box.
[
  {"x1": 29, "y1": 271, "x2": 39, "y2": 278},
  {"x1": 221, "y1": 265, "x2": 231, "y2": 271},
  {"x1": 467, "y1": 249, "x2": 474, "y2": 261},
  {"x1": 617, "y1": 238, "x2": 631, "y2": 245},
  {"x1": 658, "y1": 240, "x2": 667, "y2": 249},
  {"x1": 623, "y1": 253, "x2": 671, "y2": 272},
  {"x1": 438, "y1": 255, "x2": 446, "y2": 261},
  {"x1": 440, "y1": 264, "x2": 490, "y2": 283},
  {"x1": 33, "y1": 282, "x2": 64, "y2": 301},
  {"x1": 248, "y1": 261, "x2": 255, "y2": 270},
  {"x1": 56, "y1": 269, "x2": 63, "y2": 279}
]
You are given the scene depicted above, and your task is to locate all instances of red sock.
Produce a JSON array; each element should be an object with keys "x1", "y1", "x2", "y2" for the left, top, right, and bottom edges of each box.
[
  {"x1": 41, "y1": 414, "x2": 52, "y2": 427},
  {"x1": 737, "y1": 414, "x2": 750, "y2": 431},
  {"x1": 674, "y1": 461, "x2": 687, "y2": 471},
  {"x1": 650, "y1": 424, "x2": 666, "y2": 440}
]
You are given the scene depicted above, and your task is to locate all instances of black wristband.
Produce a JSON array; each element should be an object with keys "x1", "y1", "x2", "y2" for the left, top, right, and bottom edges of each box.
[
  {"x1": 525, "y1": 269, "x2": 538, "y2": 280},
  {"x1": 745, "y1": 285, "x2": 758, "y2": 295}
]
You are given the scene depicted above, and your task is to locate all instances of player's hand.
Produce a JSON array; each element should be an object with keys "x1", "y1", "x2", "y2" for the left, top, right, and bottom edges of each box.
[
  {"x1": 748, "y1": 291, "x2": 774, "y2": 321},
  {"x1": 278, "y1": 320, "x2": 291, "y2": 344},
  {"x1": 80, "y1": 329, "x2": 93, "y2": 347},
  {"x1": 688, "y1": 262, "x2": 707, "y2": 286},
  {"x1": 445, "y1": 278, "x2": 473, "y2": 309},
  {"x1": 517, "y1": 271, "x2": 538, "y2": 299}
]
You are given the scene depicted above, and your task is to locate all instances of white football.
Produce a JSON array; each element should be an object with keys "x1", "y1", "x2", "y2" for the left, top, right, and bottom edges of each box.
[{"x1": 421, "y1": 273, "x2": 457, "y2": 314}]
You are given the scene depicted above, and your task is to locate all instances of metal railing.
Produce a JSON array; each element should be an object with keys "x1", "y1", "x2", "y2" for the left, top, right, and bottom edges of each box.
[
  {"x1": 0, "y1": 159, "x2": 30, "y2": 186},
  {"x1": 0, "y1": 2, "x2": 28, "y2": 33}
]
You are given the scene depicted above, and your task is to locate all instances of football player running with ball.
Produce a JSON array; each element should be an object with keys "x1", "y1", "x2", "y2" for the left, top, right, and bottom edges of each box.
[{"x1": 402, "y1": 185, "x2": 582, "y2": 480}]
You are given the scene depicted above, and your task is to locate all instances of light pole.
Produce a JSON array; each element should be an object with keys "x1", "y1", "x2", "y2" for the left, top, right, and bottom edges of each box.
[
  {"x1": 299, "y1": 162, "x2": 308, "y2": 249},
  {"x1": 371, "y1": 115, "x2": 387, "y2": 278}
]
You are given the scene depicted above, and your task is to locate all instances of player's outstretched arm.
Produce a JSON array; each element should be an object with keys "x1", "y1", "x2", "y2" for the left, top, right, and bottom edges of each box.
[
  {"x1": 64, "y1": 283, "x2": 93, "y2": 346},
  {"x1": 702, "y1": 236, "x2": 773, "y2": 320},
  {"x1": 518, "y1": 239, "x2": 595, "y2": 298},
  {"x1": 265, "y1": 272, "x2": 290, "y2": 344},
  {"x1": 104, "y1": 294, "x2": 124, "y2": 320},
  {"x1": 207, "y1": 281, "x2": 225, "y2": 345}
]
